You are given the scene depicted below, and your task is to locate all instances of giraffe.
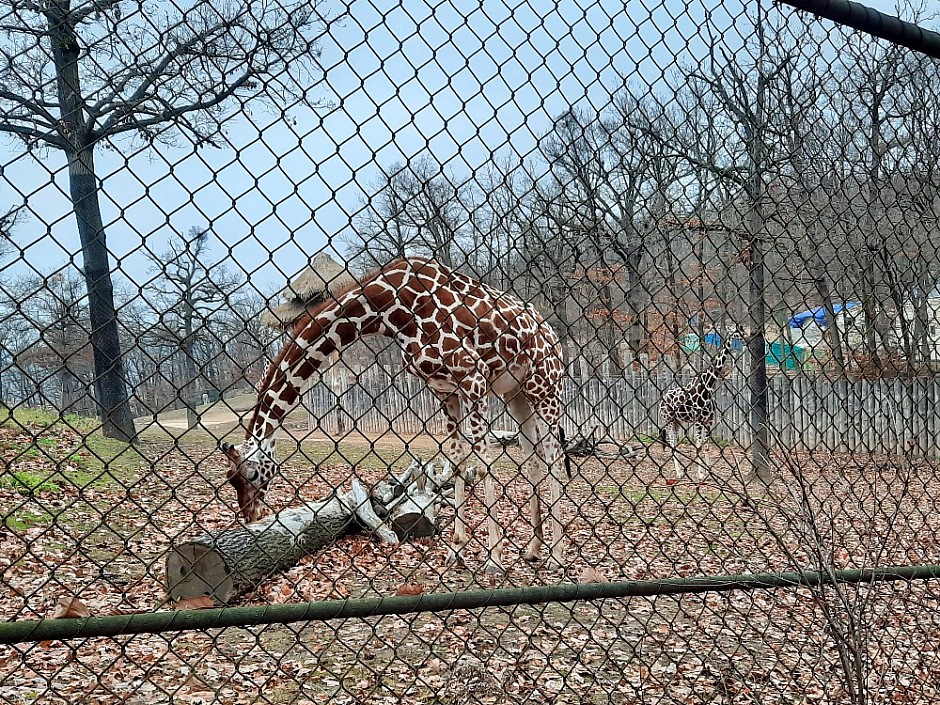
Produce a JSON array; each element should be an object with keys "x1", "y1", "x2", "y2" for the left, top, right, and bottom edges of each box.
[
  {"x1": 220, "y1": 256, "x2": 568, "y2": 575},
  {"x1": 659, "y1": 328, "x2": 744, "y2": 480}
]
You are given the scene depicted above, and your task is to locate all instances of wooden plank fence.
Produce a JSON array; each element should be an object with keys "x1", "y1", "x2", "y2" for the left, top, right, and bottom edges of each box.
[{"x1": 305, "y1": 365, "x2": 940, "y2": 459}]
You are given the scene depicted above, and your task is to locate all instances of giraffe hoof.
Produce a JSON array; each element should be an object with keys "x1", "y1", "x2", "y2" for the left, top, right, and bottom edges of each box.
[
  {"x1": 544, "y1": 557, "x2": 566, "y2": 574},
  {"x1": 523, "y1": 550, "x2": 541, "y2": 563},
  {"x1": 483, "y1": 559, "x2": 506, "y2": 576}
]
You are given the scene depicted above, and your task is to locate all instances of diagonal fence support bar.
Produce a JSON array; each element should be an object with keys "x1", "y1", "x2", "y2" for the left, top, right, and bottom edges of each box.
[
  {"x1": 777, "y1": 0, "x2": 940, "y2": 58},
  {"x1": 3, "y1": 564, "x2": 940, "y2": 646}
]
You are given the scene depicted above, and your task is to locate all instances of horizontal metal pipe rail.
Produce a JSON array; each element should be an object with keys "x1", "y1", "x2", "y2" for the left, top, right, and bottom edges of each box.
[
  {"x1": 3, "y1": 564, "x2": 939, "y2": 646},
  {"x1": 778, "y1": 0, "x2": 940, "y2": 58}
]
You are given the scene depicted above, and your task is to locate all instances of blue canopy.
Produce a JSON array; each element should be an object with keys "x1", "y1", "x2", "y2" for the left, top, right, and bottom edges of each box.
[{"x1": 788, "y1": 302, "x2": 861, "y2": 329}]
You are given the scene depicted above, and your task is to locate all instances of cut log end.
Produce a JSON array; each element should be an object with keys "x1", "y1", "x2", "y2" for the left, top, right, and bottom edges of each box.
[
  {"x1": 166, "y1": 543, "x2": 234, "y2": 603},
  {"x1": 390, "y1": 512, "x2": 437, "y2": 541}
]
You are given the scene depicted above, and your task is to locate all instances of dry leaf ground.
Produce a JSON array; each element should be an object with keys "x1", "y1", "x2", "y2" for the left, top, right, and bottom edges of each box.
[{"x1": 2, "y1": 411, "x2": 940, "y2": 704}]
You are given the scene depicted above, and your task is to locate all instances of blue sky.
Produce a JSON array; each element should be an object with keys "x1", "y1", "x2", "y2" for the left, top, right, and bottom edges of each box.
[{"x1": 0, "y1": 0, "x2": 906, "y2": 296}]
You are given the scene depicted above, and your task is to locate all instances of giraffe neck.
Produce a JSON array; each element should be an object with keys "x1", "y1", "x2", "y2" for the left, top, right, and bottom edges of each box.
[
  {"x1": 247, "y1": 297, "x2": 388, "y2": 445},
  {"x1": 692, "y1": 345, "x2": 731, "y2": 398}
]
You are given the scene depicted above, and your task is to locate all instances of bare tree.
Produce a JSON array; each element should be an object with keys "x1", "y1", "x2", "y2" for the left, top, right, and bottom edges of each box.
[
  {"x1": 827, "y1": 12, "x2": 937, "y2": 366},
  {"x1": 145, "y1": 226, "x2": 242, "y2": 430},
  {"x1": 0, "y1": 0, "x2": 334, "y2": 440},
  {"x1": 4, "y1": 270, "x2": 94, "y2": 414},
  {"x1": 465, "y1": 159, "x2": 536, "y2": 290},
  {"x1": 666, "y1": 3, "x2": 819, "y2": 482},
  {"x1": 537, "y1": 95, "x2": 685, "y2": 372},
  {"x1": 0, "y1": 205, "x2": 23, "y2": 263},
  {"x1": 346, "y1": 157, "x2": 470, "y2": 272}
]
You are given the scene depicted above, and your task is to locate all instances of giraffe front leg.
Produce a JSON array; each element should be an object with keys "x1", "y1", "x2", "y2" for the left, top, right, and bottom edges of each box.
[
  {"x1": 467, "y1": 399, "x2": 504, "y2": 576},
  {"x1": 451, "y1": 468, "x2": 469, "y2": 551},
  {"x1": 481, "y1": 470, "x2": 505, "y2": 575},
  {"x1": 439, "y1": 397, "x2": 469, "y2": 566},
  {"x1": 445, "y1": 435, "x2": 474, "y2": 568}
]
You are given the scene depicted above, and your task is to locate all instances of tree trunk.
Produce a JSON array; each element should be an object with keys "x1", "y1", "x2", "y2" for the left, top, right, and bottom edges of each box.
[
  {"x1": 551, "y1": 282, "x2": 575, "y2": 373},
  {"x1": 182, "y1": 340, "x2": 200, "y2": 431},
  {"x1": 811, "y1": 256, "x2": 846, "y2": 376},
  {"x1": 48, "y1": 4, "x2": 136, "y2": 442},
  {"x1": 747, "y1": 238, "x2": 772, "y2": 482},
  {"x1": 598, "y1": 282, "x2": 622, "y2": 374},
  {"x1": 67, "y1": 150, "x2": 137, "y2": 442},
  {"x1": 624, "y1": 249, "x2": 645, "y2": 355},
  {"x1": 745, "y1": 163, "x2": 770, "y2": 480},
  {"x1": 166, "y1": 496, "x2": 358, "y2": 603}
]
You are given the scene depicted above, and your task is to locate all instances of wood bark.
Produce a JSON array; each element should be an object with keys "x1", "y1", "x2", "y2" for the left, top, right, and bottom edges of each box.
[
  {"x1": 166, "y1": 462, "x2": 451, "y2": 603},
  {"x1": 47, "y1": 4, "x2": 136, "y2": 442},
  {"x1": 166, "y1": 496, "x2": 357, "y2": 603}
]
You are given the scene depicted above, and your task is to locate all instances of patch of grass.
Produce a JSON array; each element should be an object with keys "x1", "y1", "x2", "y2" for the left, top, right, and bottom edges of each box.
[
  {"x1": 3, "y1": 507, "x2": 54, "y2": 531},
  {"x1": 596, "y1": 484, "x2": 729, "y2": 508},
  {"x1": 0, "y1": 470, "x2": 62, "y2": 495},
  {"x1": 0, "y1": 406, "x2": 98, "y2": 434},
  {"x1": 0, "y1": 405, "x2": 145, "y2": 489}
]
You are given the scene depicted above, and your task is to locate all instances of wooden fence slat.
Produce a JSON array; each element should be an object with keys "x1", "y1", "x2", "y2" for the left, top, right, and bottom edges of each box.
[{"x1": 297, "y1": 368, "x2": 940, "y2": 460}]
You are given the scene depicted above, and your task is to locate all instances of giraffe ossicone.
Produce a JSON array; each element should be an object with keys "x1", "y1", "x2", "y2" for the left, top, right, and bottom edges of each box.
[
  {"x1": 659, "y1": 327, "x2": 744, "y2": 481},
  {"x1": 219, "y1": 256, "x2": 568, "y2": 574}
]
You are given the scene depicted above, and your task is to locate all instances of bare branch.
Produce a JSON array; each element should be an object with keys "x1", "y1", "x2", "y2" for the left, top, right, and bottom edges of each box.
[
  {"x1": 0, "y1": 121, "x2": 68, "y2": 149},
  {"x1": 0, "y1": 87, "x2": 60, "y2": 128}
]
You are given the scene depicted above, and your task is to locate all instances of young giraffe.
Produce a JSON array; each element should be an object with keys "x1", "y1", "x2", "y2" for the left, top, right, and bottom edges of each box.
[
  {"x1": 220, "y1": 256, "x2": 568, "y2": 574},
  {"x1": 659, "y1": 329, "x2": 744, "y2": 480}
]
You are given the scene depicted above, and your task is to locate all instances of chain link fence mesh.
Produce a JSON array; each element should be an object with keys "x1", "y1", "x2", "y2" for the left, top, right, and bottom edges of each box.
[{"x1": 3, "y1": 0, "x2": 940, "y2": 702}]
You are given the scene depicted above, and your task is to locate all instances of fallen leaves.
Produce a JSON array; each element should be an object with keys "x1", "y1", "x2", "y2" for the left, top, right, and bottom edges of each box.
[
  {"x1": 577, "y1": 566, "x2": 609, "y2": 584},
  {"x1": 5, "y1": 424, "x2": 940, "y2": 703},
  {"x1": 52, "y1": 596, "x2": 91, "y2": 620},
  {"x1": 174, "y1": 596, "x2": 215, "y2": 611}
]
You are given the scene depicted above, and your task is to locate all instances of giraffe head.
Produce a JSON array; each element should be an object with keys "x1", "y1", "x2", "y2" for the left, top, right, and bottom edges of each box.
[
  {"x1": 710, "y1": 326, "x2": 745, "y2": 379},
  {"x1": 220, "y1": 439, "x2": 275, "y2": 522}
]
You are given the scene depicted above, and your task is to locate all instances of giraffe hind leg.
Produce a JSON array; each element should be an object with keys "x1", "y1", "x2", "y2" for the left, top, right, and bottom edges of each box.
[
  {"x1": 692, "y1": 423, "x2": 710, "y2": 483},
  {"x1": 508, "y1": 394, "x2": 543, "y2": 562},
  {"x1": 543, "y1": 430, "x2": 566, "y2": 573}
]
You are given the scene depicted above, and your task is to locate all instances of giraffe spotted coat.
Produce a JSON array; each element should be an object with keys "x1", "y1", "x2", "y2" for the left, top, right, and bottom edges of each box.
[
  {"x1": 221, "y1": 257, "x2": 568, "y2": 574},
  {"x1": 659, "y1": 330, "x2": 743, "y2": 480}
]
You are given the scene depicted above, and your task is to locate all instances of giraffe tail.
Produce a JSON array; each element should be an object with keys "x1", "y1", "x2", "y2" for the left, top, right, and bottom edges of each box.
[{"x1": 559, "y1": 426, "x2": 572, "y2": 480}]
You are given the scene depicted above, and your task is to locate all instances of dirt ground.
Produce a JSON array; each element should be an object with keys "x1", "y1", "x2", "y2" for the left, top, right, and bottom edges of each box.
[{"x1": 2, "y1": 415, "x2": 940, "y2": 704}]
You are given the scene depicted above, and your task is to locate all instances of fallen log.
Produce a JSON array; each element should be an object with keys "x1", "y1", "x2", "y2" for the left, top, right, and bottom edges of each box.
[
  {"x1": 388, "y1": 488, "x2": 442, "y2": 540},
  {"x1": 166, "y1": 461, "x2": 452, "y2": 603},
  {"x1": 565, "y1": 429, "x2": 638, "y2": 459},
  {"x1": 487, "y1": 429, "x2": 520, "y2": 448}
]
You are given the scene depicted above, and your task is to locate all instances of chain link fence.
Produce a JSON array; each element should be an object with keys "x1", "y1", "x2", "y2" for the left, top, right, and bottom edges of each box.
[{"x1": 3, "y1": 0, "x2": 940, "y2": 702}]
